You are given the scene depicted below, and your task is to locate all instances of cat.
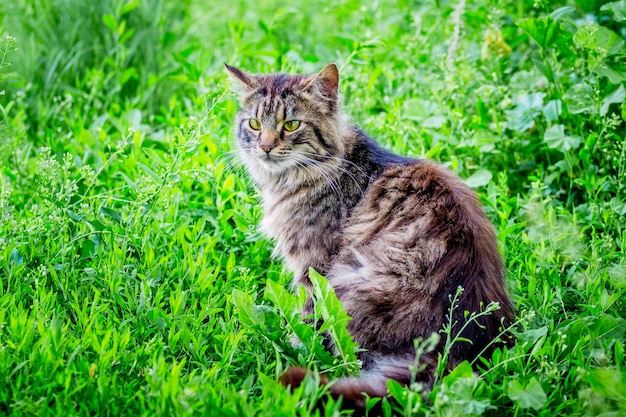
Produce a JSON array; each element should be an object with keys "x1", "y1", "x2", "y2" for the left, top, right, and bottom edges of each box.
[{"x1": 225, "y1": 62, "x2": 515, "y2": 409}]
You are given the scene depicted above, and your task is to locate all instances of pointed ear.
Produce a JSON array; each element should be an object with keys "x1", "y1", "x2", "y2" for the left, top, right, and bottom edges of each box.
[
  {"x1": 303, "y1": 63, "x2": 339, "y2": 100},
  {"x1": 224, "y1": 64, "x2": 257, "y2": 94}
]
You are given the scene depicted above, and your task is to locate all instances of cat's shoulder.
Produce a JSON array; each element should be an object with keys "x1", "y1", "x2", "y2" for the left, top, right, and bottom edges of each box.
[
  {"x1": 383, "y1": 157, "x2": 470, "y2": 191},
  {"x1": 348, "y1": 127, "x2": 478, "y2": 205}
]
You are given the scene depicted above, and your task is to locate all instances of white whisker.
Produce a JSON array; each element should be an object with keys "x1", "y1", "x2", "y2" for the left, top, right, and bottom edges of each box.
[
  {"x1": 297, "y1": 151, "x2": 372, "y2": 180},
  {"x1": 288, "y1": 153, "x2": 345, "y2": 199},
  {"x1": 287, "y1": 151, "x2": 367, "y2": 197}
]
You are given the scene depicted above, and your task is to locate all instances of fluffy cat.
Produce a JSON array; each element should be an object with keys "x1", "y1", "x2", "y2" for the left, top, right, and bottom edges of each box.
[{"x1": 226, "y1": 63, "x2": 515, "y2": 409}]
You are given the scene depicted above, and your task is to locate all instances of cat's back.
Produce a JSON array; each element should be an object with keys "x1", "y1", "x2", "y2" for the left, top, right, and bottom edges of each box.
[
  {"x1": 341, "y1": 157, "x2": 487, "y2": 248},
  {"x1": 329, "y1": 158, "x2": 513, "y2": 361}
]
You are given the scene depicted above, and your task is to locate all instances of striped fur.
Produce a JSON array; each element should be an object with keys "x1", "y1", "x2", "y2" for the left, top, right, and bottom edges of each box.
[{"x1": 226, "y1": 63, "x2": 515, "y2": 409}]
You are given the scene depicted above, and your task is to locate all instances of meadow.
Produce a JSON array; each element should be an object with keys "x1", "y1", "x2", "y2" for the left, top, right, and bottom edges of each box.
[{"x1": 0, "y1": 0, "x2": 625, "y2": 415}]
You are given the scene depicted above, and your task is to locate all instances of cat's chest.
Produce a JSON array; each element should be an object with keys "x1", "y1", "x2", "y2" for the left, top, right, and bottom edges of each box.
[
  {"x1": 260, "y1": 190, "x2": 343, "y2": 237},
  {"x1": 259, "y1": 187, "x2": 346, "y2": 275}
]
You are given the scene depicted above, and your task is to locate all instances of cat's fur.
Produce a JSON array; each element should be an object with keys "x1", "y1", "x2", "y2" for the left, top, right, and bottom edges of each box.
[{"x1": 226, "y1": 63, "x2": 515, "y2": 408}]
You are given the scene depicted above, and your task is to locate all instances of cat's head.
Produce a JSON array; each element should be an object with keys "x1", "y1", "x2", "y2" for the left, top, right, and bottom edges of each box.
[{"x1": 226, "y1": 64, "x2": 346, "y2": 183}]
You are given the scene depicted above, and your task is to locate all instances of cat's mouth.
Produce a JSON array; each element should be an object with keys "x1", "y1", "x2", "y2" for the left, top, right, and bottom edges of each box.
[
  {"x1": 253, "y1": 151, "x2": 296, "y2": 173},
  {"x1": 248, "y1": 147, "x2": 322, "y2": 177},
  {"x1": 257, "y1": 152, "x2": 284, "y2": 163},
  {"x1": 254, "y1": 146, "x2": 296, "y2": 162}
]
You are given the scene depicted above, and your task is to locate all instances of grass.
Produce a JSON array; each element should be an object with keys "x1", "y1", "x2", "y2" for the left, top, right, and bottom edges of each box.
[{"x1": 0, "y1": 0, "x2": 625, "y2": 415}]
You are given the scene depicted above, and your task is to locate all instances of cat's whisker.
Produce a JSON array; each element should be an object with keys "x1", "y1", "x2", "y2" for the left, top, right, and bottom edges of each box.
[
  {"x1": 291, "y1": 159, "x2": 328, "y2": 192},
  {"x1": 218, "y1": 155, "x2": 247, "y2": 177},
  {"x1": 213, "y1": 150, "x2": 241, "y2": 167},
  {"x1": 289, "y1": 152, "x2": 365, "y2": 197},
  {"x1": 223, "y1": 163, "x2": 248, "y2": 179},
  {"x1": 295, "y1": 152, "x2": 367, "y2": 183},
  {"x1": 289, "y1": 154, "x2": 344, "y2": 198},
  {"x1": 297, "y1": 151, "x2": 372, "y2": 181},
  {"x1": 291, "y1": 159, "x2": 341, "y2": 198},
  {"x1": 308, "y1": 161, "x2": 354, "y2": 198}
]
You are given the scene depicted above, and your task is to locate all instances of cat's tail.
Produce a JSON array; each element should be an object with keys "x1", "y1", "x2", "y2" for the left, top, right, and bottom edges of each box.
[
  {"x1": 279, "y1": 366, "x2": 386, "y2": 409},
  {"x1": 279, "y1": 354, "x2": 436, "y2": 410}
]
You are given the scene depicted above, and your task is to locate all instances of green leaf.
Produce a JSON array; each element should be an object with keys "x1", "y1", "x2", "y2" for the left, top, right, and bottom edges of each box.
[
  {"x1": 264, "y1": 280, "x2": 298, "y2": 322},
  {"x1": 550, "y1": 6, "x2": 576, "y2": 21},
  {"x1": 138, "y1": 162, "x2": 161, "y2": 182},
  {"x1": 264, "y1": 279, "x2": 334, "y2": 365},
  {"x1": 386, "y1": 379, "x2": 408, "y2": 403},
  {"x1": 117, "y1": 172, "x2": 140, "y2": 192},
  {"x1": 531, "y1": 57, "x2": 553, "y2": 80},
  {"x1": 442, "y1": 361, "x2": 474, "y2": 386},
  {"x1": 121, "y1": 67, "x2": 138, "y2": 84},
  {"x1": 513, "y1": 326, "x2": 548, "y2": 346},
  {"x1": 470, "y1": 130, "x2": 497, "y2": 153},
  {"x1": 601, "y1": 1, "x2": 626, "y2": 21},
  {"x1": 598, "y1": 26, "x2": 625, "y2": 56},
  {"x1": 505, "y1": 93, "x2": 545, "y2": 131},
  {"x1": 559, "y1": 315, "x2": 626, "y2": 352},
  {"x1": 102, "y1": 14, "x2": 117, "y2": 32},
  {"x1": 543, "y1": 99, "x2": 562, "y2": 121},
  {"x1": 404, "y1": 98, "x2": 439, "y2": 122},
  {"x1": 10, "y1": 248, "x2": 24, "y2": 265},
  {"x1": 517, "y1": 17, "x2": 558, "y2": 49},
  {"x1": 507, "y1": 378, "x2": 547, "y2": 410},
  {"x1": 609, "y1": 197, "x2": 626, "y2": 216},
  {"x1": 463, "y1": 169, "x2": 492, "y2": 188},
  {"x1": 601, "y1": 84, "x2": 626, "y2": 116},
  {"x1": 222, "y1": 174, "x2": 236, "y2": 192},
  {"x1": 450, "y1": 378, "x2": 492, "y2": 415},
  {"x1": 231, "y1": 289, "x2": 261, "y2": 328},
  {"x1": 594, "y1": 63, "x2": 626, "y2": 84},
  {"x1": 120, "y1": 0, "x2": 141, "y2": 15},
  {"x1": 66, "y1": 209, "x2": 85, "y2": 222},
  {"x1": 116, "y1": 19, "x2": 127, "y2": 37},
  {"x1": 143, "y1": 148, "x2": 168, "y2": 167},
  {"x1": 574, "y1": 23, "x2": 625, "y2": 56},
  {"x1": 80, "y1": 238, "x2": 97, "y2": 258},
  {"x1": 563, "y1": 83, "x2": 596, "y2": 115},
  {"x1": 87, "y1": 218, "x2": 107, "y2": 232},
  {"x1": 100, "y1": 207, "x2": 123, "y2": 224},
  {"x1": 435, "y1": 363, "x2": 493, "y2": 416},
  {"x1": 586, "y1": 369, "x2": 626, "y2": 403},
  {"x1": 309, "y1": 268, "x2": 360, "y2": 370},
  {"x1": 422, "y1": 115, "x2": 447, "y2": 128},
  {"x1": 385, "y1": 378, "x2": 423, "y2": 413},
  {"x1": 544, "y1": 124, "x2": 582, "y2": 152}
]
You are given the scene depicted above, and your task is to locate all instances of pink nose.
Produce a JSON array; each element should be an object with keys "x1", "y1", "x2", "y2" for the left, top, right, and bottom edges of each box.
[{"x1": 259, "y1": 142, "x2": 276, "y2": 153}]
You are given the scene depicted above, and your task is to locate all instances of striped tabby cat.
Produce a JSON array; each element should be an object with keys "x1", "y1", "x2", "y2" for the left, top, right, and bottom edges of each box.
[{"x1": 226, "y1": 63, "x2": 514, "y2": 409}]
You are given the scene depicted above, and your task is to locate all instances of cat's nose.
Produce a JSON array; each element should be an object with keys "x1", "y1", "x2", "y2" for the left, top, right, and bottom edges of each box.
[{"x1": 259, "y1": 142, "x2": 276, "y2": 154}]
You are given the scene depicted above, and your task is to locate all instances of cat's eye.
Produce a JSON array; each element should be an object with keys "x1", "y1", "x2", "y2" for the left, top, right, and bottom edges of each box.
[
  {"x1": 283, "y1": 120, "x2": 301, "y2": 132},
  {"x1": 249, "y1": 119, "x2": 262, "y2": 130}
]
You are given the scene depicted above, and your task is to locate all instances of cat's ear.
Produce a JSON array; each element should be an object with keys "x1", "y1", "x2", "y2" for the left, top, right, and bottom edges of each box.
[
  {"x1": 303, "y1": 63, "x2": 339, "y2": 101},
  {"x1": 225, "y1": 64, "x2": 257, "y2": 95}
]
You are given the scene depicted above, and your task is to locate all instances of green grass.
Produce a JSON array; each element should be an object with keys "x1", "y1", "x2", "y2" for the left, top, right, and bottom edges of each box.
[{"x1": 1, "y1": 0, "x2": 625, "y2": 415}]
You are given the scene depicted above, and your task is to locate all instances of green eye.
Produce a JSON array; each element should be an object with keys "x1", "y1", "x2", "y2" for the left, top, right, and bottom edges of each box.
[
  {"x1": 283, "y1": 120, "x2": 301, "y2": 132},
  {"x1": 249, "y1": 119, "x2": 262, "y2": 130}
]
